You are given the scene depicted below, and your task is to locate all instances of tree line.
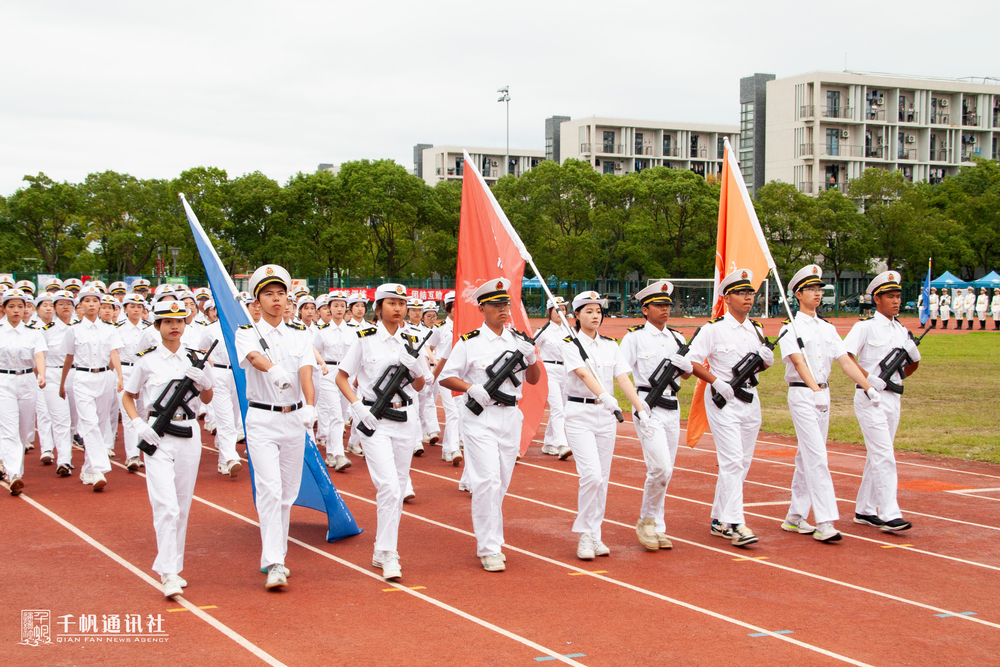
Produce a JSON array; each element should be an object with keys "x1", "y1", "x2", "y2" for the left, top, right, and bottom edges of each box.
[{"x1": 2, "y1": 158, "x2": 998, "y2": 284}]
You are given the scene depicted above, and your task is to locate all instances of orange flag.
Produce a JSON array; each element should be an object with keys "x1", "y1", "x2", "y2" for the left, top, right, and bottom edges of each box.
[
  {"x1": 686, "y1": 139, "x2": 776, "y2": 447},
  {"x1": 454, "y1": 151, "x2": 548, "y2": 455}
]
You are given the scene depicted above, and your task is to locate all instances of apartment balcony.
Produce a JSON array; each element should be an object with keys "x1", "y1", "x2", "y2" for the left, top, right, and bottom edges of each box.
[
  {"x1": 897, "y1": 148, "x2": 917, "y2": 161},
  {"x1": 636, "y1": 146, "x2": 655, "y2": 156},
  {"x1": 821, "y1": 144, "x2": 863, "y2": 158},
  {"x1": 580, "y1": 143, "x2": 592, "y2": 154},
  {"x1": 961, "y1": 149, "x2": 981, "y2": 162},
  {"x1": 800, "y1": 105, "x2": 815, "y2": 119},
  {"x1": 796, "y1": 181, "x2": 814, "y2": 194},
  {"x1": 963, "y1": 113, "x2": 980, "y2": 126},
  {"x1": 690, "y1": 148, "x2": 708, "y2": 158},
  {"x1": 931, "y1": 113, "x2": 951, "y2": 125},
  {"x1": 865, "y1": 146, "x2": 886, "y2": 159},
  {"x1": 600, "y1": 144, "x2": 627, "y2": 155},
  {"x1": 822, "y1": 180, "x2": 847, "y2": 192},
  {"x1": 821, "y1": 106, "x2": 854, "y2": 120},
  {"x1": 929, "y1": 149, "x2": 950, "y2": 162},
  {"x1": 798, "y1": 143, "x2": 814, "y2": 158},
  {"x1": 866, "y1": 109, "x2": 887, "y2": 122},
  {"x1": 662, "y1": 146, "x2": 680, "y2": 157},
  {"x1": 898, "y1": 111, "x2": 919, "y2": 124}
]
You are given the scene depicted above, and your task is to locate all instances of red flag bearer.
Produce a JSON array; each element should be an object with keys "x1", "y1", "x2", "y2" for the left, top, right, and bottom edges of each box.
[{"x1": 439, "y1": 278, "x2": 542, "y2": 572}]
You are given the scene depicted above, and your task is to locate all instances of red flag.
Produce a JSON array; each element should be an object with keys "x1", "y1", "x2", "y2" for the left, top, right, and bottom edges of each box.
[
  {"x1": 686, "y1": 139, "x2": 775, "y2": 447},
  {"x1": 454, "y1": 151, "x2": 548, "y2": 454}
]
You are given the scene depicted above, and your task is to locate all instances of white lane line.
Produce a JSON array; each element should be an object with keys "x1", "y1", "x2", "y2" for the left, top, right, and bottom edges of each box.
[
  {"x1": 410, "y1": 468, "x2": 1000, "y2": 631},
  {"x1": 8, "y1": 486, "x2": 287, "y2": 667},
  {"x1": 744, "y1": 501, "x2": 792, "y2": 507},
  {"x1": 514, "y1": 459, "x2": 1000, "y2": 572},
  {"x1": 335, "y1": 489, "x2": 874, "y2": 666}
]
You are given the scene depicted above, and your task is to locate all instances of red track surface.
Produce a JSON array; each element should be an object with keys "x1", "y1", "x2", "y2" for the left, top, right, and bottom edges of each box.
[{"x1": 5, "y1": 397, "x2": 999, "y2": 666}]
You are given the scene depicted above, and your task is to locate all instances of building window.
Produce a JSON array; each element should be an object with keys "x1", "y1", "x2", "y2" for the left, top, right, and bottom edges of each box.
[
  {"x1": 663, "y1": 135, "x2": 672, "y2": 156},
  {"x1": 545, "y1": 138, "x2": 553, "y2": 162},
  {"x1": 826, "y1": 128, "x2": 840, "y2": 156},
  {"x1": 603, "y1": 131, "x2": 615, "y2": 153},
  {"x1": 603, "y1": 160, "x2": 615, "y2": 174},
  {"x1": 456, "y1": 157, "x2": 463, "y2": 176},
  {"x1": 635, "y1": 132, "x2": 643, "y2": 156},
  {"x1": 635, "y1": 159, "x2": 649, "y2": 172},
  {"x1": 718, "y1": 137, "x2": 726, "y2": 160},
  {"x1": 690, "y1": 134, "x2": 700, "y2": 158},
  {"x1": 740, "y1": 103, "x2": 754, "y2": 149}
]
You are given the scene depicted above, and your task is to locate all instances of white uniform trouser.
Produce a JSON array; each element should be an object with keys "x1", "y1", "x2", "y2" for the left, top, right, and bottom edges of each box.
[
  {"x1": 73, "y1": 370, "x2": 116, "y2": 475},
  {"x1": 67, "y1": 371, "x2": 79, "y2": 436},
  {"x1": 966, "y1": 305, "x2": 976, "y2": 322},
  {"x1": 854, "y1": 389, "x2": 902, "y2": 521},
  {"x1": 993, "y1": 306, "x2": 1000, "y2": 321},
  {"x1": 107, "y1": 375, "x2": 120, "y2": 451},
  {"x1": 317, "y1": 373, "x2": 345, "y2": 457},
  {"x1": 418, "y1": 380, "x2": 439, "y2": 436},
  {"x1": 439, "y1": 385, "x2": 461, "y2": 454},
  {"x1": 246, "y1": 409, "x2": 305, "y2": 569},
  {"x1": 786, "y1": 386, "x2": 839, "y2": 524},
  {"x1": 211, "y1": 367, "x2": 242, "y2": 464},
  {"x1": 359, "y1": 407, "x2": 415, "y2": 552},
  {"x1": 565, "y1": 401, "x2": 617, "y2": 540},
  {"x1": 37, "y1": 367, "x2": 72, "y2": 466},
  {"x1": 543, "y1": 363, "x2": 568, "y2": 449},
  {"x1": 635, "y1": 402, "x2": 680, "y2": 532},
  {"x1": 928, "y1": 306, "x2": 938, "y2": 320},
  {"x1": 461, "y1": 404, "x2": 522, "y2": 556},
  {"x1": 119, "y1": 364, "x2": 140, "y2": 460},
  {"x1": 939, "y1": 305, "x2": 950, "y2": 321},
  {"x1": 0, "y1": 373, "x2": 37, "y2": 480},
  {"x1": 705, "y1": 384, "x2": 761, "y2": 526},
  {"x1": 977, "y1": 307, "x2": 988, "y2": 322},
  {"x1": 143, "y1": 420, "x2": 201, "y2": 577}
]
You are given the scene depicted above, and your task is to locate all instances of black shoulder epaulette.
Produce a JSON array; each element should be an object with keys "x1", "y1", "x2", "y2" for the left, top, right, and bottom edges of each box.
[
  {"x1": 136, "y1": 346, "x2": 157, "y2": 357},
  {"x1": 709, "y1": 315, "x2": 725, "y2": 323},
  {"x1": 357, "y1": 326, "x2": 378, "y2": 338},
  {"x1": 239, "y1": 324, "x2": 253, "y2": 329},
  {"x1": 460, "y1": 329, "x2": 480, "y2": 341},
  {"x1": 627, "y1": 324, "x2": 644, "y2": 332},
  {"x1": 346, "y1": 321, "x2": 359, "y2": 327},
  {"x1": 25, "y1": 322, "x2": 38, "y2": 329},
  {"x1": 142, "y1": 321, "x2": 151, "y2": 328},
  {"x1": 782, "y1": 318, "x2": 791, "y2": 325},
  {"x1": 750, "y1": 319, "x2": 763, "y2": 329},
  {"x1": 435, "y1": 321, "x2": 446, "y2": 327},
  {"x1": 316, "y1": 322, "x2": 329, "y2": 330},
  {"x1": 197, "y1": 320, "x2": 208, "y2": 326},
  {"x1": 41, "y1": 321, "x2": 55, "y2": 330},
  {"x1": 563, "y1": 335, "x2": 573, "y2": 343},
  {"x1": 859, "y1": 314, "x2": 874, "y2": 321},
  {"x1": 402, "y1": 332, "x2": 419, "y2": 344},
  {"x1": 599, "y1": 334, "x2": 619, "y2": 342},
  {"x1": 185, "y1": 347, "x2": 207, "y2": 355},
  {"x1": 113, "y1": 320, "x2": 123, "y2": 327},
  {"x1": 285, "y1": 322, "x2": 306, "y2": 331}
]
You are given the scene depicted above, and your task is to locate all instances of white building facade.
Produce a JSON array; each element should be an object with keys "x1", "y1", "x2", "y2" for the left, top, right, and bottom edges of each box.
[{"x1": 420, "y1": 146, "x2": 546, "y2": 186}]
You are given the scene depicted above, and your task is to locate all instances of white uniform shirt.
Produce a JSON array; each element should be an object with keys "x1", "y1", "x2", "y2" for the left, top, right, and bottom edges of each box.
[
  {"x1": 116, "y1": 319, "x2": 148, "y2": 366},
  {"x1": 235, "y1": 319, "x2": 316, "y2": 405},
  {"x1": 939, "y1": 294, "x2": 951, "y2": 311},
  {"x1": 125, "y1": 344, "x2": 214, "y2": 419},
  {"x1": 778, "y1": 312, "x2": 846, "y2": 385},
  {"x1": 62, "y1": 317, "x2": 123, "y2": 367},
  {"x1": 992, "y1": 295, "x2": 1000, "y2": 310},
  {"x1": 438, "y1": 323, "x2": 529, "y2": 402},
  {"x1": 38, "y1": 319, "x2": 71, "y2": 368},
  {"x1": 561, "y1": 331, "x2": 629, "y2": 399},
  {"x1": 199, "y1": 320, "x2": 233, "y2": 367},
  {"x1": 964, "y1": 292, "x2": 976, "y2": 311},
  {"x1": 686, "y1": 312, "x2": 767, "y2": 383},
  {"x1": 0, "y1": 320, "x2": 47, "y2": 370},
  {"x1": 843, "y1": 311, "x2": 909, "y2": 381},
  {"x1": 314, "y1": 319, "x2": 354, "y2": 365},
  {"x1": 929, "y1": 293, "x2": 938, "y2": 308},
  {"x1": 534, "y1": 320, "x2": 566, "y2": 363},
  {"x1": 619, "y1": 321, "x2": 687, "y2": 392},
  {"x1": 976, "y1": 294, "x2": 989, "y2": 311},
  {"x1": 338, "y1": 321, "x2": 428, "y2": 402},
  {"x1": 428, "y1": 317, "x2": 453, "y2": 350}
]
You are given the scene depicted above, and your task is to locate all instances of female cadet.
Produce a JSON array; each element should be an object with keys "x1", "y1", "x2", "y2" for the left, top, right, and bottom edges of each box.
[
  {"x1": 560, "y1": 291, "x2": 648, "y2": 560},
  {"x1": 123, "y1": 299, "x2": 214, "y2": 598},
  {"x1": 0, "y1": 289, "x2": 47, "y2": 496},
  {"x1": 314, "y1": 290, "x2": 353, "y2": 472},
  {"x1": 938, "y1": 290, "x2": 951, "y2": 329},
  {"x1": 34, "y1": 291, "x2": 74, "y2": 471},
  {"x1": 417, "y1": 301, "x2": 441, "y2": 447},
  {"x1": 118, "y1": 293, "x2": 151, "y2": 471},
  {"x1": 336, "y1": 283, "x2": 428, "y2": 581},
  {"x1": 198, "y1": 296, "x2": 245, "y2": 478},
  {"x1": 535, "y1": 297, "x2": 571, "y2": 459}
]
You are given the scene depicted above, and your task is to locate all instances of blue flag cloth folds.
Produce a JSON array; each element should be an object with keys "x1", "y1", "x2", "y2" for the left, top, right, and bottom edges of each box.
[
  {"x1": 180, "y1": 194, "x2": 362, "y2": 542},
  {"x1": 920, "y1": 258, "x2": 932, "y2": 326}
]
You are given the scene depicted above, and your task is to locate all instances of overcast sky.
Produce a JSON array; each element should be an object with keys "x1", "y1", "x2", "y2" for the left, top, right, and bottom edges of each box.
[{"x1": 3, "y1": 0, "x2": 998, "y2": 196}]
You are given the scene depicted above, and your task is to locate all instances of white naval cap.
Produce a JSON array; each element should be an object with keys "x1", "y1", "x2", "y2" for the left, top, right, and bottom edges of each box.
[
  {"x1": 443, "y1": 291, "x2": 455, "y2": 305},
  {"x1": 108, "y1": 281, "x2": 127, "y2": 295},
  {"x1": 2, "y1": 288, "x2": 29, "y2": 306},
  {"x1": 88, "y1": 279, "x2": 108, "y2": 293},
  {"x1": 473, "y1": 277, "x2": 512, "y2": 304},
  {"x1": 406, "y1": 296, "x2": 423, "y2": 309},
  {"x1": 45, "y1": 278, "x2": 63, "y2": 292},
  {"x1": 374, "y1": 283, "x2": 409, "y2": 302},
  {"x1": 790, "y1": 264, "x2": 825, "y2": 293},
  {"x1": 100, "y1": 294, "x2": 118, "y2": 305},
  {"x1": 0, "y1": 276, "x2": 14, "y2": 287},
  {"x1": 203, "y1": 299, "x2": 216, "y2": 311},
  {"x1": 132, "y1": 278, "x2": 151, "y2": 289},
  {"x1": 51, "y1": 290, "x2": 75, "y2": 305},
  {"x1": 296, "y1": 294, "x2": 316, "y2": 308},
  {"x1": 546, "y1": 295, "x2": 566, "y2": 310},
  {"x1": 153, "y1": 300, "x2": 189, "y2": 320},
  {"x1": 63, "y1": 278, "x2": 83, "y2": 291},
  {"x1": 249, "y1": 264, "x2": 292, "y2": 299},
  {"x1": 236, "y1": 291, "x2": 254, "y2": 304},
  {"x1": 571, "y1": 290, "x2": 606, "y2": 312},
  {"x1": 75, "y1": 286, "x2": 103, "y2": 304},
  {"x1": 720, "y1": 269, "x2": 754, "y2": 295},
  {"x1": 422, "y1": 300, "x2": 437, "y2": 312},
  {"x1": 867, "y1": 270, "x2": 902, "y2": 297},
  {"x1": 153, "y1": 283, "x2": 173, "y2": 296},
  {"x1": 150, "y1": 285, "x2": 178, "y2": 304},
  {"x1": 327, "y1": 290, "x2": 349, "y2": 303},
  {"x1": 347, "y1": 291, "x2": 369, "y2": 306},
  {"x1": 193, "y1": 287, "x2": 211, "y2": 299},
  {"x1": 314, "y1": 294, "x2": 329, "y2": 307},
  {"x1": 34, "y1": 291, "x2": 54, "y2": 307},
  {"x1": 122, "y1": 293, "x2": 146, "y2": 306},
  {"x1": 15, "y1": 279, "x2": 36, "y2": 294},
  {"x1": 635, "y1": 280, "x2": 674, "y2": 306}
]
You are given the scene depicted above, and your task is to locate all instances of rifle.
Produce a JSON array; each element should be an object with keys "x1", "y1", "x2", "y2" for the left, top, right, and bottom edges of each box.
[
  {"x1": 357, "y1": 329, "x2": 432, "y2": 437},
  {"x1": 642, "y1": 328, "x2": 700, "y2": 413},
  {"x1": 138, "y1": 340, "x2": 218, "y2": 456},
  {"x1": 564, "y1": 334, "x2": 625, "y2": 423},
  {"x1": 466, "y1": 337, "x2": 530, "y2": 416},
  {"x1": 877, "y1": 327, "x2": 930, "y2": 395},
  {"x1": 711, "y1": 329, "x2": 787, "y2": 409}
]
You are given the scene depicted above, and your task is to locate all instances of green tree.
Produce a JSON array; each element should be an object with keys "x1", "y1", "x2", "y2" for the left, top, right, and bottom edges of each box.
[
  {"x1": 813, "y1": 187, "x2": 874, "y2": 285},
  {"x1": 639, "y1": 167, "x2": 719, "y2": 278},
  {"x1": 928, "y1": 158, "x2": 1000, "y2": 279},
  {"x1": 846, "y1": 169, "x2": 915, "y2": 271},
  {"x1": 414, "y1": 179, "x2": 462, "y2": 278},
  {"x1": 172, "y1": 167, "x2": 239, "y2": 275},
  {"x1": 754, "y1": 181, "x2": 820, "y2": 280},
  {"x1": 224, "y1": 171, "x2": 289, "y2": 268},
  {"x1": 4, "y1": 173, "x2": 85, "y2": 272}
]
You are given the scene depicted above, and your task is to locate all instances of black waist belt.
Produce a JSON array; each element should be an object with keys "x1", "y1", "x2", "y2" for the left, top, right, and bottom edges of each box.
[
  {"x1": 567, "y1": 396, "x2": 597, "y2": 404},
  {"x1": 0, "y1": 368, "x2": 33, "y2": 375},
  {"x1": 858, "y1": 383, "x2": 902, "y2": 395},
  {"x1": 148, "y1": 411, "x2": 195, "y2": 438},
  {"x1": 74, "y1": 366, "x2": 110, "y2": 373},
  {"x1": 323, "y1": 360, "x2": 339, "y2": 365},
  {"x1": 249, "y1": 401, "x2": 303, "y2": 413},
  {"x1": 637, "y1": 386, "x2": 679, "y2": 410},
  {"x1": 543, "y1": 360, "x2": 563, "y2": 365},
  {"x1": 149, "y1": 409, "x2": 192, "y2": 422},
  {"x1": 120, "y1": 362, "x2": 133, "y2": 367},
  {"x1": 363, "y1": 397, "x2": 412, "y2": 409},
  {"x1": 214, "y1": 364, "x2": 231, "y2": 370},
  {"x1": 789, "y1": 382, "x2": 828, "y2": 389}
]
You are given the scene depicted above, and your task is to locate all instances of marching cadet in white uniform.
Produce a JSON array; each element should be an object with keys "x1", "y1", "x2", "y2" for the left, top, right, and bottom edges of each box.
[
  {"x1": 976, "y1": 287, "x2": 989, "y2": 330},
  {"x1": 117, "y1": 293, "x2": 150, "y2": 471},
  {"x1": 343, "y1": 293, "x2": 369, "y2": 457},
  {"x1": 844, "y1": 271, "x2": 917, "y2": 532},
  {"x1": 685, "y1": 269, "x2": 776, "y2": 547},
  {"x1": 620, "y1": 281, "x2": 693, "y2": 551},
  {"x1": 963, "y1": 287, "x2": 976, "y2": 330},
  {"x1": 535, "y1": 297, "x2": 571, "y2": 459},
  {"x1": 235, "y1": 265, "x2": 317, "y2": 590},
  {"x1": 992, "y1": 288, "x2": 1000, "y2": 330},
  {"x1": 417, "y1": 301, "x2": 441, "y2": 447},
  {"x1": 34, "y1": 291, "x2": 76, "y2": 473},
  {"x1": 314, "y1": 290, "x2": 353, "y2": 472},
  {"x1": 561, "y1": 291, "x2": 647, "y2": 559},
  {"x1": 927, "y1": 288, "x2": 939, "y2": 329},
  {"x1": 122, "y1": 300, "x2": 214, "y2": 598},
  {"x1": 198, "y1": 297, "x2": 244, "y2": 478},
  {"x1": 938, "y1": 291, "x2": 951, "y2": 329},
  {"x1": 439, "y1": 278, "x2": 542, "y2": 572},
  {"x1": 777, "y1": 266, "x2": 879, "y2": 543},
  {"x1": 59, "y1": 287, "x2": 124, "y2": 491},
  {"x1": 429, "y1": 292, "x2": 463, "y2": 465},
  {"x1": 336, "y1": 283, "x2": 428, "y2": 581},
  {"x1": 0, "y1": 289, "x2": 47, "y2": 496},
  {"x1": 403, "y1": 297, "x2": 429, "y2": 457}
]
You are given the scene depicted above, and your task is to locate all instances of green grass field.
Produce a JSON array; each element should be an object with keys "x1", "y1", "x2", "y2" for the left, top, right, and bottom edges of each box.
[{"x1": 613, "y1": 333, "x2": 1000, "y2": 464}]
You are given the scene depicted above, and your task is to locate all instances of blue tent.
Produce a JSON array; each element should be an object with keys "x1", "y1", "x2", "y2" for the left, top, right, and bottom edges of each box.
[
  {"x1": 973, "y1": 270, "x2": 1000, "y2": 289},
  {"x1": 522, "y1": 275, "x2": 568, "y2": 289},
  {"x1": 930, "y1": 271, "x2": 968, "y2": 288}
]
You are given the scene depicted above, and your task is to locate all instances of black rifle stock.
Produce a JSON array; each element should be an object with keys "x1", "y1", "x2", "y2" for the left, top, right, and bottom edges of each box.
[
  {"x1": 357, "y1": 330, "x2": 432, "y2": 437},
  {"x1": 877, "y1": 327, "x2": 930, "y2": 395},
  {"x1": 711, "y1": 329, "x2": 786, "y2": 409},
  {"x1": 566, "y1": 335, "x2": 624, "y2": 423},
  {"x1": 642, "y1": 328, "x2": 702, "y2": 413}
]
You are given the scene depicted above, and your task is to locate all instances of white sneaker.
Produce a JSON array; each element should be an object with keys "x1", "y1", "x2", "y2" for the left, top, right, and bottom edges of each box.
[
  {"x1": 92, "y1": 472, "x2": 107, "y2": 492},
  {"x1": 813, "y1": 521, "x2": 842, "y2": 542},
  {"x1": 593, "y1": 539, "x2": 611, "y2": 557},
  {"x1": 635, "y1": 518, "x2": 658, "y2": 550},
  {"x1": 80, "y1": 471, "x2": 94, "y2": 485},
  {"x1": 265, "y1": 564, "x2": 288, "y2": 589},
  {"x1": 458, "y1": 482, "x2": 471, "y2": 493},
  {"x1": 205, "y1": 421, "x2": 217, "y2": 435},
  {"x1": 481, "y1": 553, "x2": 506, "y2": 572},
  {"x1": 427, "y1": 432, "x2": 440, "y2": 445},
  {"x1": 227, "y1": 460, "x2": 242, "y2": 478},
  {"x1": 40, "y1": 451, "x2": 54, "y2": 465},
  {"x1": 413, "y1": 443, "x2": 424, "y2": 457},
  {"x1": 125, "y1": 457, "x2": 140, "y2": 472},
  {"x1": 333, "y1": 455, "x2": 351, "y2": 472},
  {"x1": 421, "y1": 433, "x2": 431, "y2": 445},
  {"x1": 557, "y1": 445, "x2": 573, "y2": 460},
  {"x1": 404, "y1": 489, "x2": 416, "y2": 502},
  {"x1": 731, "y1": 524, "x2": 758, "y2": 547},
  {"x1": 161, "y1": 574, "x2": 183, "y2": 598},
  {"x1": 443, "y1": 450, "x2": 463, "y2": 466},
  {"x1": 540, "y1": 444, "x2": 560, "y2": 456},
  {"x1": 380, "y1": 552, "x2": 402, "y2": 581},
  {"x1": 781, "y1": 514, "x2": 816, "y2": 535},
  {"x1": 25, "y1": 442, "x2": 35, "y2": 451},
  {"x1": 346, "y1": 442, "x2": 364, "y2": 457},
  {"x1": 577, "y1": 533, "x2": 596, "y2": 560},
  {"x1": 107, "y1": 448, "x2": 117, "y2": 459},
  {"x1": 325, "y1": 453, "x2": 338, "y2": 468}
]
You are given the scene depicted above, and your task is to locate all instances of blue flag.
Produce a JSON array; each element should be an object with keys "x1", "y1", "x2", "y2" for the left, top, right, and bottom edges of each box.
[
  {"x1": 920, "y1": 258, "x2": 932, "y2": 325},
  {"x1": 179, "y1": 194, "x2": 362, "y2": 543}
]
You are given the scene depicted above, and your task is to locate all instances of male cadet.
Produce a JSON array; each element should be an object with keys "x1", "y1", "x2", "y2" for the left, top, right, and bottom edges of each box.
[
  {"x1": 777, "y1": 265, "x2": 880, "y2": 542},
  {"x1": 976, "y1": 287, "x2": 989, "y2": 330},
  {"x1": 45, "y1": 278, "x2": 64, "y2": 294},
  {"x1": 963, "y1": 287, "x2": 976, "y2": 330},
  {"x1": 938, "y1": 290, "x2": 951, "y2": 329},
  {"x1": 992, "y1": 288, "x2": 1000, "y2": 330},
  {"x1": 429, "y1": 291, "x2": 463, "y2": 465},
  {"x1": 843, "y1": 271, "x2": 917, "y2": 532},
  {"x1": 534, "y1": 296, "x2": 571, "y2": 459},
  {"x1": 439, "y1": 278, "x2": 542, "y2": 571},
  {"x1": 235, "y1": 264, "x2": 317, "y2": 590},
  {"x1": 132, "y1": 278, "x2": 151, "y2": 300},
  {"x1": 927, "y1": 288, "x2": 939, "y2": 329},
  {"x1": 314, "y1": 290, "x2": 353, "y2": 471},
  {"x1": 685, "y1": 269, "x2": 776, "y2": 547}
]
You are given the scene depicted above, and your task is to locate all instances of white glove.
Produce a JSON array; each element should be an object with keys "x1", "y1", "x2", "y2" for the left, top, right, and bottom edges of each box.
[
  {"x1": 639, "y1": 399, "x2": 652, "y2": 415},
  {"x1": 866, "y1": 373, "x2": 887, "y2": 392},
  {"x1": 184, "y1": 366, "x2": 210, "y2": 392},
  {"x1": 516, "y1": 338, "x2": 537, "y2": 365},
  {"x1": 865, "y1": 387, "x2": 881, "y2": 407},
  {"x1": 712, "y1": 378, "x2": 735, "y2": 402},
  {"x1": 758, "y1": 346, "x2": 775, "y2": 367},
  {"x1": 813, "y1": 391, "x2": 830, "y2": 413},
  {"x1": 268, "y1": 365, "x2": 292, "y2": 390},
  {"x1": 299, "y1": 404, "x2": 316, "y2": 429},
  {"x1": 903, "y1": 338, "x2": 921, "y2": 362},
  {"x1": 397, "y1": 351, "x2": 420, "y2": 373},
  {"x1": 670, "y1": 353, "x2": 693, "y2": 374},
  {"x1": 467, "y1": 383, "x2": 491, "y2": 408},
  {"x1": 349, "y1": 401, "x2": 378, "y2": 432},
  {"x1": 634, "y1": 411, "x2": 655, "y2": 440},
  {"x1": 597, "y1": 392, "x2": 619, "y2": 414},
  {"x1": 132, "y1": 417, "x2": 161, "y2": 447}
]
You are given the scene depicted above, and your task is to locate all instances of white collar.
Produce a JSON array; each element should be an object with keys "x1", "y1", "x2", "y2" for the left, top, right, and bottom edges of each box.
[{"x1": 481, "y1": 322, "x2": 507, "y2": 341}]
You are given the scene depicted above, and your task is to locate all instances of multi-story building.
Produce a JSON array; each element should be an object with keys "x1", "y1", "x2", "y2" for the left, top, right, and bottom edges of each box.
[
  {"x1": 558, "y1": 117, "x2": 740, "y2": 177},
  {"x1": 419, "y1": 145, "x2": 546, "y2": 186},
  {"x1": 739, "y1": 73, "x2": 775, "y2": 196},
  {"x1": 763, "y1": 71, "x2": 1000, "y2": 194},
  {"x1": 412, "y1": 144, "x2": 432, "y2": 180},
  {"x1": 545, "y1": 116, "x2": 571, "y2": 164}
]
